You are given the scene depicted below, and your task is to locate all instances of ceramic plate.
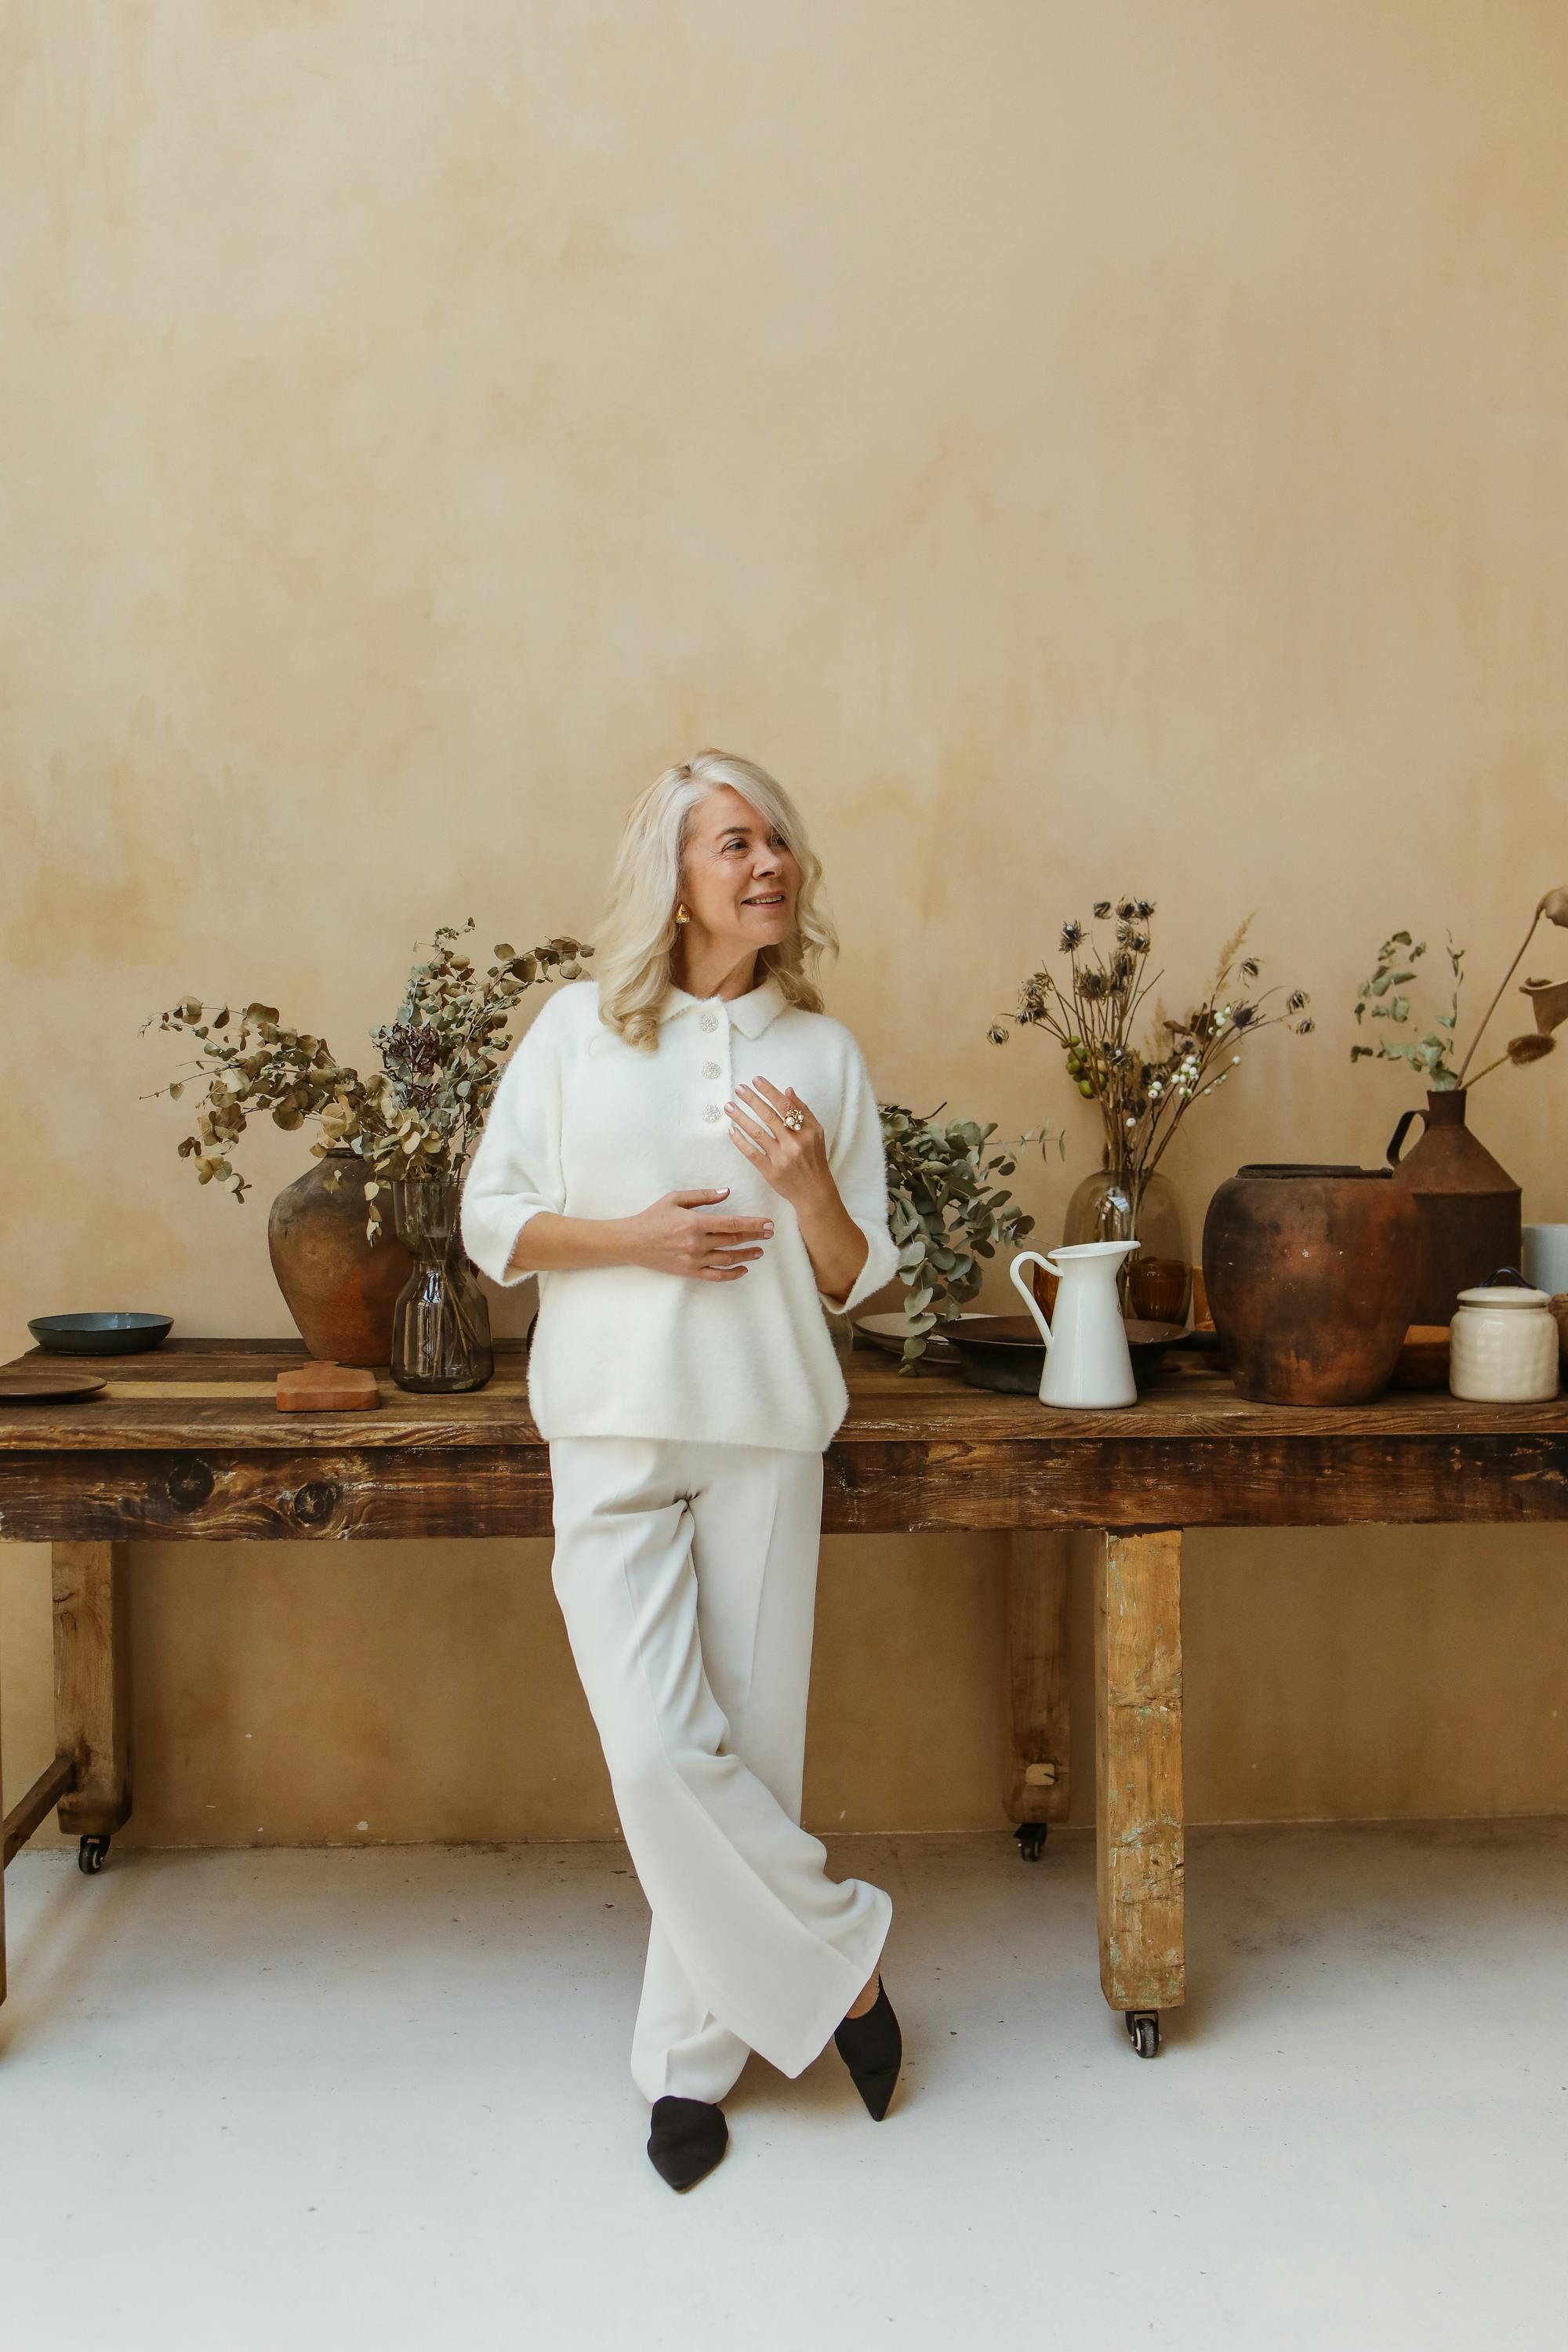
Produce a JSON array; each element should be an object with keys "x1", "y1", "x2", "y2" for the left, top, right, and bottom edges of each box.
[
  {"x1": 27, "y1": 1312, "x2": 173, "y2": 1355},
  {"x1": 851, "y1": 1311, "x2": 986, "y2": 1359}
]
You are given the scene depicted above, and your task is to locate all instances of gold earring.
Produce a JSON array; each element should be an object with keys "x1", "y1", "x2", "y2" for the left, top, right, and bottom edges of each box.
[{"x1": 675, "y1": 903, "x2": 690, "y2": 924}]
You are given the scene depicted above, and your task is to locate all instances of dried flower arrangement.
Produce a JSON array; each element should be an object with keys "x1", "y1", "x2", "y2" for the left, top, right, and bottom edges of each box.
[
  {"x1": 1350, "y1": 887, "x2": 1568, "y2": 1091},
  {"x1": 880, "y1": 1102, "x2": 1037, "y2": 1367},
  {"x1": 987, "y1": 898, "x2": 1312, "y2": 1202},
  {"x1": 144, "y1": 922, "x2": 592, "y2": 1237}
]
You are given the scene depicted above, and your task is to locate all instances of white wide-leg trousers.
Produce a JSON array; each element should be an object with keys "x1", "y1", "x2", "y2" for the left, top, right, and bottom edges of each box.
[{"x1": 547, "y1": 1435, "x2": 893, "y2": 2105}]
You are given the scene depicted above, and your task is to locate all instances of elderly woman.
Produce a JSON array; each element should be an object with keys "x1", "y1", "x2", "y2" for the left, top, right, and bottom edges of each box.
[{"x1": 459, "y1": 750, "x2": 904, "y2": 2191}]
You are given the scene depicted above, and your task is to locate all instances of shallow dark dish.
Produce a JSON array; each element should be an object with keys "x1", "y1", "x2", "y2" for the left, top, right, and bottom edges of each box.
[
  {"x1": 850, "y1": 1310, "x2": 984, "y2": 1364},
  {"x1": 27, "y1": 1312, "x2": 173, "y2": 1356},
  {"x1": 940, "y1": 1314, "x2": 1189, "y2": 1396}
]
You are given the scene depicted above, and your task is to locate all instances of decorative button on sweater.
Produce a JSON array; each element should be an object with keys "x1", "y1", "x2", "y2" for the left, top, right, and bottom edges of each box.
[{"x1": 459, "y1": 974, "x2": 901, "y2": 1453}]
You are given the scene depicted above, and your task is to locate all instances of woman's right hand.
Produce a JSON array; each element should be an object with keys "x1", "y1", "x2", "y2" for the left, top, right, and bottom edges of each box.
[{"x1": 622, "y1": 1188, "x2": 774, "y2": 1281}]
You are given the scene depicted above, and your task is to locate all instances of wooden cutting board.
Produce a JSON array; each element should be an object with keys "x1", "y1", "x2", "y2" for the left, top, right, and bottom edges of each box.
[
  {"x1": 1391, "y1": 1325, "x2": 1452, "y2": 1390},
  {"x1": 275, "y1": 1362, "x2": 383, "y2": 1412}
]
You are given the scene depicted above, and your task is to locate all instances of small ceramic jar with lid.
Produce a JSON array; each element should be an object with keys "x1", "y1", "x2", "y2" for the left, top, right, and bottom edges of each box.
[{"x1": 1449, "y1": 1283, "x2": 1560, "y2": 1402}]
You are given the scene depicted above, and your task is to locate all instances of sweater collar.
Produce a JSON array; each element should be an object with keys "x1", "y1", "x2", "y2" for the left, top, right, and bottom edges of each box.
[{"x1": 660, "y1": 970, "x2": 788, "y2": 1037}]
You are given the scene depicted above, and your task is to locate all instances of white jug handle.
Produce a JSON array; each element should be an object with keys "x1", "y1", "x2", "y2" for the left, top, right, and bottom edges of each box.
[{"x1": 1009, "y1": 1252, "x2": 1054, "y2": 1351}]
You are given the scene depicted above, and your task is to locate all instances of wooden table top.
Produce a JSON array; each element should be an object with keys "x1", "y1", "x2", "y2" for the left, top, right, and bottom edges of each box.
[
  {"x1": 1, "y1": 1338, "x2": 1564, "y2": 1536},
  {"x1": 0, "y1": 1335, "x2": 1564, "y2": 1450}
]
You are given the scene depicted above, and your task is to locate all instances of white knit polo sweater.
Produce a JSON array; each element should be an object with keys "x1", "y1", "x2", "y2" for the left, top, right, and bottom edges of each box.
[{"x1": 458, "y1": 971, "x2": 900, "y2": 1452}]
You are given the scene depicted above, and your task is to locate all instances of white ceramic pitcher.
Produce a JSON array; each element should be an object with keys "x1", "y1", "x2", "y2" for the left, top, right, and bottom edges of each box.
[{"x1": 1008, "y1": 1241, "x2": 1142, "y2": 1409}]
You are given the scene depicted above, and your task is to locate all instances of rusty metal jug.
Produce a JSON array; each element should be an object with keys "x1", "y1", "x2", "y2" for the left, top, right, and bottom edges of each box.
[{"x1": 1386, "y1": 1090, "x2": 1522, "y2": 1326}]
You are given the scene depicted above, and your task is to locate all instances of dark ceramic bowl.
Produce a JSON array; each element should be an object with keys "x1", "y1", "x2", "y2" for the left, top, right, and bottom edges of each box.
[
  {"x1": 27, "y1": 1312, "x2": 173, "y2": 1356},
  {"x1": 940, "y1": 1314, "x2": 1189, "y2": 1396}
]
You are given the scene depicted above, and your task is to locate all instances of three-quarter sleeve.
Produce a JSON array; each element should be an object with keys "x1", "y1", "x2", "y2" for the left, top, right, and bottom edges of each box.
[
  {"x1": 459, "y1": 999, "x2": 569, "y2": 1288},
  {"x1": 815, "y1": 1037, "x2": 899, "y2": 1316}
]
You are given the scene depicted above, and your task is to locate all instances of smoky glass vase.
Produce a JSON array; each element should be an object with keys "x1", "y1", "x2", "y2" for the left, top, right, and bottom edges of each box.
[
  {"x1": 1062, "y1": 1162, "x2": 1193, "y2": 1325},
  {"x1": 387, "y1": 1178, "x2": 495, "y2": 1393}
]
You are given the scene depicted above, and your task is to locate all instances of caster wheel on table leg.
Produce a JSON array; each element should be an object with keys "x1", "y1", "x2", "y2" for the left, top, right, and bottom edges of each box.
[
  {"x1": 1124, "y1": 2010, "x2": 1160, "y2": 2058},
  {"x1": 78, "y1": 1835, "x2": 111, "y2": 1875},
  {"x1": 1014, "y1": 1822, "x2": 1048, "y2": 1861}
]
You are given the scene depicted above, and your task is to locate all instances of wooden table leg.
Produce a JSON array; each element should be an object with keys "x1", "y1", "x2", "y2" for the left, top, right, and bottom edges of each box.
[
  {"x1": 1004, "y1": 1531, "x2": 1073, "y2": 1857},
  {"x1": 53, "y1": 1541, "x2": 132, "y2": 1865},
  {"x1": 1094, "y1": 1529, "x2": 1184, "y2": 2045}
]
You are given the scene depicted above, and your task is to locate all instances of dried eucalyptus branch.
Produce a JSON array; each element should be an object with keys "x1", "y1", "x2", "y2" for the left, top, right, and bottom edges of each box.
[
  {"x1": 880, "y1": 1102, "x2": 1038, "y2": 1370},
  {"x1": 1348, "y1": 931, "x2": 1465, "y2": 1087},
  {"x1": 143, "y1": 921, "x2": 592, "y2": 1240}
]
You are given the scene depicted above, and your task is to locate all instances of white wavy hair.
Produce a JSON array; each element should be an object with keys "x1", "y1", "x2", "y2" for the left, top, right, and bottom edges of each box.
[{"x1": 593, "y1": 750, "x2": 838, "y2": 1051}]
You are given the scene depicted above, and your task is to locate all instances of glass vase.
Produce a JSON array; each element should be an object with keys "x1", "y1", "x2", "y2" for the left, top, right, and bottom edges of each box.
[
  {"x1": 387, "y1": 1178, "x2": 495, "y2": 1393},
  {"x1": 1054, "y1": 1162, "x2": 1192, "y2": 1324}
]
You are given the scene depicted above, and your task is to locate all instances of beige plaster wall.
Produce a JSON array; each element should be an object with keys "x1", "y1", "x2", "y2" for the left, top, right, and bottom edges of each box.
[{"x1": 3, "y1": 1, "x2": 1566, "y2": 1848}]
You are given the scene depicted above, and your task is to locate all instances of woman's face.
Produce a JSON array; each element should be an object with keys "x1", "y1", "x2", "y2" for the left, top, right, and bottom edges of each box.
[{"x1": 680, "y1": 786, "x2": 800, "y2": 956}]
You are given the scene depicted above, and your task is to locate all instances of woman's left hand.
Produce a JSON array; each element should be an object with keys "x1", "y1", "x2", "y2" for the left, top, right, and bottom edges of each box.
[{"x1": 724, "y1": 1077, "x2": 833, "y2": 1210}]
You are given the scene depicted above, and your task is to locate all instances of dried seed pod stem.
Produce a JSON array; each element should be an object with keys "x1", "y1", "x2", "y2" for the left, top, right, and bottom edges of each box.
[
  {"x1": 1454, "y1": 885, "x2": 1568, "y2": 1084},
  {"x1": 989, "y1": 898, "x2": 1307, "y2": 1201}
]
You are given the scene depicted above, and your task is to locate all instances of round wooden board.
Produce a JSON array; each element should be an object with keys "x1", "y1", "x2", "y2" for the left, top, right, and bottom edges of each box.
[{"x1": 0, "y1": 1370, "x2": 108, "y2": 1403}]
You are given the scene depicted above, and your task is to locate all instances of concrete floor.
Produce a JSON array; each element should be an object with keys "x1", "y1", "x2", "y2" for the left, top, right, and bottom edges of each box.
[{"x1": 0, "y1": 1823, "x2": 1563, "y2": 2351}]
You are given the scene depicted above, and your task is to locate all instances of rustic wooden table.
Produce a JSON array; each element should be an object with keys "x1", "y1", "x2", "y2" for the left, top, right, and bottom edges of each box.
[{"x1": 3, "y1": 1338, "x2": 1566, "y2": 2056}]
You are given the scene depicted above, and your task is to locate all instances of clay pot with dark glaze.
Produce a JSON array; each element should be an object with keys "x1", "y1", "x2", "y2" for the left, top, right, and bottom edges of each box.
[
  {"x1": 267, "y1": 1149, "x2": 416, "y2": 1366},
  {"x1": 1202, "y1": 1163, "x2": 1422, "y2": 1405}
]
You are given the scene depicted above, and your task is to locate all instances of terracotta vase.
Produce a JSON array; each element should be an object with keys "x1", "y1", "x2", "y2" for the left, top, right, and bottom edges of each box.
[
  {"x1": 267, "y1": 1149, "x2": 416, "y2": 1366},
  {"x1": 1385, "y1": 1089, "x2": 1522, "y2": 1326},
  {"x1": 1202, "y1": 1163, "x2": 1422, "y2": 1405}
]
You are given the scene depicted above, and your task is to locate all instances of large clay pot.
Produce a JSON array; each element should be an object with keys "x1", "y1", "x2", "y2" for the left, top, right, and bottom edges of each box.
[
  {"x1": 267, "y1": 1149, "x2": 416, "y2": 1366},
  {"x1": 1386, "y1": 1089, "x2": 1523, "y2": 1324},
  {"x1": 1202, "y1": 1163, "x2": 1421, "y2": 1405}
]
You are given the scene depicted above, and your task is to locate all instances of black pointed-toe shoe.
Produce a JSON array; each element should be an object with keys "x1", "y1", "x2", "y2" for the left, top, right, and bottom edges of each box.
[
  {"x1": 646, "y1": 2095, "x2": 728, "y2": 2191},
  {"x1": 833, "y1": 1975, "x2": 902, "y2": 2121}
]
